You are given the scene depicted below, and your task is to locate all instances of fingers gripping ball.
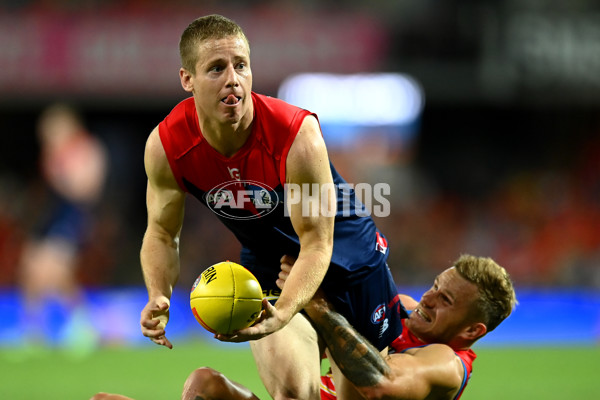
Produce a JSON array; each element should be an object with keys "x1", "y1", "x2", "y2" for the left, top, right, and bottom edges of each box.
[{"x1": 190, "y1": 261, "x2": 263, "y2": 335}]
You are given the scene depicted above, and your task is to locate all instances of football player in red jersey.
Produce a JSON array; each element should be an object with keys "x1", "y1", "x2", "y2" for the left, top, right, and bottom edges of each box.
[{"x1": 139, "y1": 14, "x2": 405, "y2": 400}]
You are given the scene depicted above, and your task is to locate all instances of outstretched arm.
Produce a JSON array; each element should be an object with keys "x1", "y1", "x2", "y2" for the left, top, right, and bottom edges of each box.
[
  {"x1": 276, "y1": 115, "x2": 335, "y2": 323},
  {"x1": 305, "y1": 294, "x2": 465, "y2": 400},
  {"x1": 304, "y1": 292, "x2": 392, "y2": 388},
  {"x1": 139, "y1": 126, "x2": 186, "y2": 349},
  {"x1": 219, "y1": 115, "x2": 335, "y2": 342}
]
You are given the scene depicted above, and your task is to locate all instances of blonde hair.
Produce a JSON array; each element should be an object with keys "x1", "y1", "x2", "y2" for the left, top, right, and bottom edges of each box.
[
  {"x1": 454, "y1": 254, "x2": 517, "y2": 332},
  {"x1": 179, "y1": 14, "x2": 250, "y2": 74}
]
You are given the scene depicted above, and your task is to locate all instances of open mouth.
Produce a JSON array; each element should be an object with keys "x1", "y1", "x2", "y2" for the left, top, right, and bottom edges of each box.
[
  {"x1": 414, "y1": 308, "x2": 431, "y2": 322},
  {"x1": 221, "y1": 94, "x2": 242, "y2": 105}
]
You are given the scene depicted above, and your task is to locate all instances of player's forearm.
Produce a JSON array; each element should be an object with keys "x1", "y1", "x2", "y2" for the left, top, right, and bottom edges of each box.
[
  {"x1": 306, "y1": 303, "x2": 391, "y2": 388},
  {"x1": 275, "y1": 247, "x2": 331, "y2": 318},
  {"x1": 140, "y1": 231, "x2": 180, "y2": 299}
]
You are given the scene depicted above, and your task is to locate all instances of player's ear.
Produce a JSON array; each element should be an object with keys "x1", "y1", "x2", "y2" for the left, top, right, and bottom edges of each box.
[
  {"x1": 462, "y1": 322, "x2": 487, "y2": 341},
  {"x1": 180, "y1": 68, "x2": 194, "y2": 92}
]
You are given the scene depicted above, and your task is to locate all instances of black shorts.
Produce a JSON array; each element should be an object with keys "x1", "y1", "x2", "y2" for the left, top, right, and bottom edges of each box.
[
  {"x1": 324, "y1": 263, "x2": 407, "y2": 351},
  {"x1": 251, "y1": 260, "x2": 406, "y2": 352}
]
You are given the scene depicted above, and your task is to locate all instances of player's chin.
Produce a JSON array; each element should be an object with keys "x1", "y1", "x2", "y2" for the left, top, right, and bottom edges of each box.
[
  {"x1": 406, "y1": 315, "x2": 426, "y2": 331},
  {"x1": 221, "y1": 113, "x2": 242, "y2": 125},
  {"x1": 220, "y1": 103, "x2": 248, "y2": 119}
]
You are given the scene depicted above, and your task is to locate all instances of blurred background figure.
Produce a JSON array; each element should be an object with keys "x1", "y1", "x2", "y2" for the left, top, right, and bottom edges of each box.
[{"x1": 18, "y1": 103, "x2": 108, "y2": 352}]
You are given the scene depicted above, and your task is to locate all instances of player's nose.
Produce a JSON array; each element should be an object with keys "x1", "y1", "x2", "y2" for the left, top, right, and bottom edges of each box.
[
  {"x1": 224, "y1": 65, "x2": 239, "y2": 89},
  {"x1": 420, "y1": 290, "x2": 436, "y2": 308}
]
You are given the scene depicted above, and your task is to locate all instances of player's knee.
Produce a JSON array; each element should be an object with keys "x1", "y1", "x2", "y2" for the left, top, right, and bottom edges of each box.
[
  {"x1": 89, "y1": 393, "x2": 113, "y2": 400},
  {"x1": 89, "y1": 393, "x2": 133, "y2": 400},
  {"x1": 183, "y1": 367, "x2": 230, "y2": 399},
  {"x1": 271, "y1": 392, "x2": 318, "y2": 400},
  {"x1": 271, "y1": 383, "x2": 320, "y2": 400}
]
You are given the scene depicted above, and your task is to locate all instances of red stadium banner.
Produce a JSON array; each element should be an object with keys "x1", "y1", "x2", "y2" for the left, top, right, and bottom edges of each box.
[{"x1": 0, "y1": 7, "x2": 389, "y2": 101}]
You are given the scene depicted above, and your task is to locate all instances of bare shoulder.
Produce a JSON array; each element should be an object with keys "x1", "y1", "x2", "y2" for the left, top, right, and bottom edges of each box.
[
  {"x1": 408, "y1": 344, "x2": 466, "y2": 389},
  {"x1": 144, "y1": 126, "x2": 178, "y2": 189},
  {"x1": 144, "y1": 126, "x2": 167, "y2": 169},
  {"x1": 366, "y1": 344, "x2": 466, "y2": 400},
  {"x1": 286, "y1": 115, "x2": 332, "y2": 186},
  {"x1": 287, "y1": 115, "x2": 326, "y2": 165}
]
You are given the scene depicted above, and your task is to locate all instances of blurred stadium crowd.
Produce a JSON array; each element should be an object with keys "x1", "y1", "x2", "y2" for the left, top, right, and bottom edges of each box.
[{"x1": 0, "y1": 0, "x2": 599, "y2": 295}]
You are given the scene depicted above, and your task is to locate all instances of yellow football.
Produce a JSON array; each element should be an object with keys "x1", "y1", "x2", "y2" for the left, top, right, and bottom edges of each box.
[{"x1": 190, "y1": 261, "x2": 263, "y2": 335}]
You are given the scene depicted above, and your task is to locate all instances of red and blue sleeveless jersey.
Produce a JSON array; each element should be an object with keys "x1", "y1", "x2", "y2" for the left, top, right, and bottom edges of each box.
[
  {"x1": 158, "y1": 92, "x2": 389, "y2": 289},
  {"x1": 389, "y1": 319, "x2": 476, "y2": 400},
  {"x1": 320, "y1": 319, "x2": 477, "y2": 400}
]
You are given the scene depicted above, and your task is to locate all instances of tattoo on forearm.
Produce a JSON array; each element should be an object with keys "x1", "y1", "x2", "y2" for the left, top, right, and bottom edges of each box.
[{"x1": 314, "y1": 309, "x2": 391, "y2": 387}]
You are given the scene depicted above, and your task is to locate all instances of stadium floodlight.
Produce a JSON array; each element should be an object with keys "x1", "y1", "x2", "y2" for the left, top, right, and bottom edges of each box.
[{"x1": 278, "y1": 73, "x2": 424, "y2": 127}]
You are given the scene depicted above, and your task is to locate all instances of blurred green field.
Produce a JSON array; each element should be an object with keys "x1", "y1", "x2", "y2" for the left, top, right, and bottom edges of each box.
[
  {"x1": 0, "y1": 341, "x2": 598, "y2": 399},
  {"x1": 0, "y1": 340, "x2": 270, "y2": 400}
]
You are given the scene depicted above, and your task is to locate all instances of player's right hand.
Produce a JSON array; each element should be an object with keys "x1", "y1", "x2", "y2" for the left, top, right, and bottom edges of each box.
[
  {"x1": 214, "y1": 298, "x2": 285, "y2": 342},
  {"x1": 140, "y1": 296, "x2": 173, "y2": 349}
]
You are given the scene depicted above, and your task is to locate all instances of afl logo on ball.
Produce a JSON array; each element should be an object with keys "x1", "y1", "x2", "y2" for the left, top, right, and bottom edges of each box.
[{"x1": 371, "y1": 304, "x2": 386, "y2": 324}]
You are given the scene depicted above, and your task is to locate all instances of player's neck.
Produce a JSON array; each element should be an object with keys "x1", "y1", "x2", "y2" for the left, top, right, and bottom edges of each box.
[{"x1": 200, "y1": 118, "x2": 253, "y2": 158}]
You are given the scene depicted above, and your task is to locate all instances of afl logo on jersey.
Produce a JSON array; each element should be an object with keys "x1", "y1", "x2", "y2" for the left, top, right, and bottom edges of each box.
[
  {"x1": 206, "y1": 179, "x2": 279, "y2": 220},
  {"x1": 371, "y1": 304, "x2": 386, "y2": 324},
  {"x1": 375, "y1": 232, "x2": 388, "y2": 254}
]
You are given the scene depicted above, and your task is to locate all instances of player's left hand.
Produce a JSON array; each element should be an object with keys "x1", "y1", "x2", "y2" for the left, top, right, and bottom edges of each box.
[
  {"x1": 276, "y1": 254, "x2": 295, "y2": 289},
  {"x1": 214, "y1": 298, "x2": 287, "y2": 342}
]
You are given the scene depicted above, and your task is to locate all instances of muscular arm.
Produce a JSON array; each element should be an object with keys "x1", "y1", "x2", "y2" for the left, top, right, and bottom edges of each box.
[
  {"x1": 305, "y1": 295, "x2": 465, "y2": 400},
  {"x1": 275, "y1": 115, "x2": 336, "y2": 321},
  {"x1": 214, "y1": 116, "x2": 334, "y2": 342},
  {"x1": 305, "y1": 295, "x2": 392, "y2": 390},
  {"x1": 139, "y1": 126, "x2": 186, "y2": 347}
]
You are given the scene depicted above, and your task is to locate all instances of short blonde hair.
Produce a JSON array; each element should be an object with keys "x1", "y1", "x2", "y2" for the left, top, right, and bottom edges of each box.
[
  {"x1": 454, "y1": 254, "x2": 517, "y2": 332},
  {"x1": 179, "y1": 14, "x2": 250, "y2": 74}
]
